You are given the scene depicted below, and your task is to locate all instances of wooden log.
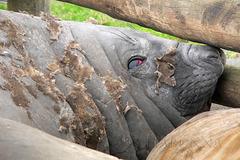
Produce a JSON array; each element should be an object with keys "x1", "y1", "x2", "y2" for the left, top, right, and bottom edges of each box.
[
  {"x1": 7, "y1": 0, "x2": 51, "y2": 16},
  {"x1": 212, "y1": 65, "x2": 240, "y2": 107},
  {"x1": 0, "y1": 117, "x2": 119, "y2": 160},
  {"x1": 147, "y1": 109, "x2": 240, "y2": 160},
  {"x1": 58, "y1": 0, "x2": 240, "y2": 52}
]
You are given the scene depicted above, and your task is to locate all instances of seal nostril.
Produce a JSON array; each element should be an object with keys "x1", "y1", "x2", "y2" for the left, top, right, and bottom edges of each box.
[
  {"x1": 218, "y1": 49, "x2": 225, "y2": 57},
  {"x1": 207, "y1": 54, "x2": 218, "y2": 59},
  {"x1": 217, "y1": 48, "x2": 222, "y2": 56},
  {"x1": 217, "y1": 48, "x2": 226, "y2": 65}
]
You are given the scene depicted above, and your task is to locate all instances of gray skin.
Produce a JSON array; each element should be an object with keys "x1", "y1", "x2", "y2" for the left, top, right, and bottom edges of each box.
[{"x1": 0, "y1": 10, "x2": 225, "y2": 160}]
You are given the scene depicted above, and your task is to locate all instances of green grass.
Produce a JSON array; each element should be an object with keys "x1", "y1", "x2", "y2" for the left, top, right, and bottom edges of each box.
[
  {"x1": 0, "y1": 3, "x2": 7, "y2": 10},
  {"x1": 0, "y1": 0, "x2": 239, "y2": 57},
  {"x1": 224, "y1": 50, "x2": 239, "y2": 58}
]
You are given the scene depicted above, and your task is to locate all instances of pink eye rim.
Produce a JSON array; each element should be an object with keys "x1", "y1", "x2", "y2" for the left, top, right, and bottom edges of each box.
[{"x1": 138, "y1": 59, "x2": 143, "y2": 65}]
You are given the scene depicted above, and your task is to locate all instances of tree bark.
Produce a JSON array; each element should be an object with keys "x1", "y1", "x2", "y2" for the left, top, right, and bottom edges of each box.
[
  {"x1": 212, "y1": 65, "x2": 240, "y2": 107},
  {"x1": 7, "y1": 0, "x2": 51, "y2": 16},
  {"x1": 58, "y1": 0, "x2": 240, "y2": 52}
]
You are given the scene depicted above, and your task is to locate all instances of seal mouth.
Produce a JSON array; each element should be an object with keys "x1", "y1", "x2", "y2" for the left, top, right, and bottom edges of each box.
[{"x1": 183, "y1": 98, "x2": 212, "y2": 120}]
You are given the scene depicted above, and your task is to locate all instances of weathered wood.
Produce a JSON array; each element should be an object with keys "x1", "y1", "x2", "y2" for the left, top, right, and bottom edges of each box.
[
  {"x1": 7, "y1": 0, "x2": 51, "y2": 16},
  {"x1": 147, "y1": 109, "x2": 240, "y2": 160},
  {"x1": 212, "y1": 65, "x2": 240, "y2": 107},
  {"x1": 0, "y1": 117, "x2": 119, "y2": 160},
  {"x1": 58, "y1": 0, "x2": 240, "y2": 52}
]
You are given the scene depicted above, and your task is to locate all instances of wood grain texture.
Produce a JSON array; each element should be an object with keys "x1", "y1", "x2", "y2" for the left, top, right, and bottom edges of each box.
[
  {"x1": 213, "y1": 65, "x2": 240, "y2": 107},
  {"x1": 147, "y1": 109, "x2": 240, "y2": 160},
  {"x1": 8, "y1": 0, "x2": 51, "y2": 16},
  {"x1": 0, "y1": 117, "x2": 119, "y2": 160},
  {"x1": 58, "y1": 0, "x2": 240, "y2": 52}
]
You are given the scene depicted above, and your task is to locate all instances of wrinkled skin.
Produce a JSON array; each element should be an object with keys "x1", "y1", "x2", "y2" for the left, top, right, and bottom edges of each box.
[{"x1": 0, "y1": 11, "x2": 225, "y2": 160}]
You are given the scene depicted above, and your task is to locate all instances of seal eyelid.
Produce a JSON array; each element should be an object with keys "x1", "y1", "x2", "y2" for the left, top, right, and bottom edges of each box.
[{"x1": 128, "y1": 56, "x2": 146, "y2": 72}]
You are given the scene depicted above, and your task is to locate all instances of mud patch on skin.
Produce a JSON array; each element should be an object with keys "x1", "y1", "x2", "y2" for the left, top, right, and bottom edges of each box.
[
  {"x1": 26, "y1": 109, "x2": 33, "y2": 119},
  {"x1": 66, "y1": 83, "x2": 105, "y2": 149},
  {"x1": 101, "y1": 72, "x2": 126, "y2": 114},
  {"x1": 71, "y1": 116, "x2": 87, "y2": 146},
  {"x1": 47, "y1": 59, "x2": 62, "y2": 78},
  {"x1": 60, "y1": 40, "x2": 91, "y2": 81},
  {"x1": 0, "y1": 20, "x2": 26, "y2": 57},
  {"x1": 14, "y1": 55, "x2": 24, "y2": 61},
  {"x1": 11, "y1": 60, "x2": 23, "y2": 69},
  {"x1": 65, "y1": 40, "x2": 86, "y2": 55},
  {"x1": 62, "y1": 41, "x2": 106, "y2": 149},
  {"x1": 0, "y1": 61, "x2": 30, "y2": 109},
  {"x1": 0, "y1": 20, "x2": 32, "y2": 114},
  {"x1": 124, "y1": 103, "x2": 142, "y2": 115},
  {"x1": 0, "y1": 19, "x2": 65, "y2": 116},
  {"x1": 25, "y1": 39, "x2": 100, "y2": 146},
  {"x1": 13, "y1": 69, "x2": 25, "y2": 79},
  {"x1": 26, "y1": 67, "x2": 65, "y2": 104},
  {"x1": 41, "y1": 13, "x2": 63, "y2": 42},
  {"x1": 23, "y1": 81, "x2": 38, "y2": 99},
  {"x1": 53, "y1": 104, "x2": 61, "y2": 115},
  {"x1": 154, "y1": 46, "x2": 177, "y2": 95},
  {"x1": 59, "y1": 116, "x2": 72, "y2": 133}
]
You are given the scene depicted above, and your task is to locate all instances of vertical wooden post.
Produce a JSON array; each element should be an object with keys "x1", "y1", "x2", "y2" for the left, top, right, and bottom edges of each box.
[{"x1": 7, "y1": 0, "x2": 51, "y2": 16}]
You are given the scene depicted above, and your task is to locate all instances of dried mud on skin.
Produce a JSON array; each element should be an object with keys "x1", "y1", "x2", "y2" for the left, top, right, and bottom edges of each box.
[
  {"x1": 0, "y1": 17, "x2": 106, "y2": 149},
  {"x1": 58, "y1": 40, "x2": 106, "y2": 149},
  {"x1": 59, "y1": 40, "x2": 93, "y2": 82},
  {"x1": 22, "y1": 81, "x2": 38, "y2": 99},
  {"x1": 101, "y1": 72, "x2": 127, "y2": 114},
  {"x1": 0, "y1": 19, "x2": 31, "y2": 116},
  {"x1": 0, "y1": 62, "x2": 30, "y2": 109},
  {"x1": 124, "y1": 103, "x2": 142, "y2": 115},
  {"x1": 40, "y1": 12, "x2": 63, "y2": 42},
  {"x1": 154, "y1": 46, "x2": 177, "y2": 95},
  {"x1": 0, "y1": 19, "x2": 66, "y2": 115}
]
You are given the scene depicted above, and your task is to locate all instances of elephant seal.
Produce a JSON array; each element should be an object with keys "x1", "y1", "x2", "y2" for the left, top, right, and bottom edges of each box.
[{"x1": 0, "y1": 10, "x2": 225, "y2": 160}]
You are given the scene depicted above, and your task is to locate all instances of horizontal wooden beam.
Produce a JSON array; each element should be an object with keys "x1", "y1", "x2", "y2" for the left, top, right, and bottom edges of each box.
[{"x1": 58, "y1": 0, "x2": 240, "y2": 52}]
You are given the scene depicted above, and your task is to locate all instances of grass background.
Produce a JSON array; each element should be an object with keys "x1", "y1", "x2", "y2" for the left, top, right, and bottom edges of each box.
[{"x1": 0, "y1": 0, "x2": 238, "y2": 58}]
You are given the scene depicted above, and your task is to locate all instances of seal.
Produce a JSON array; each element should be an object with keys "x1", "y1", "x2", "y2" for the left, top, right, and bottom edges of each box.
[{"x1": 0, "y1": 10, "x2": 225, "y2": 160}]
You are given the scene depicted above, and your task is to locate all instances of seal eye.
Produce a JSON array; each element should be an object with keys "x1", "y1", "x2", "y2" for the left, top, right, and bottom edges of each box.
[
  {"x1": 128, "y1": 56, "x2": 146, "y2": 72},
  {"x1": 129, "y1": 59, "x2": 143, "y2": 69}
]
